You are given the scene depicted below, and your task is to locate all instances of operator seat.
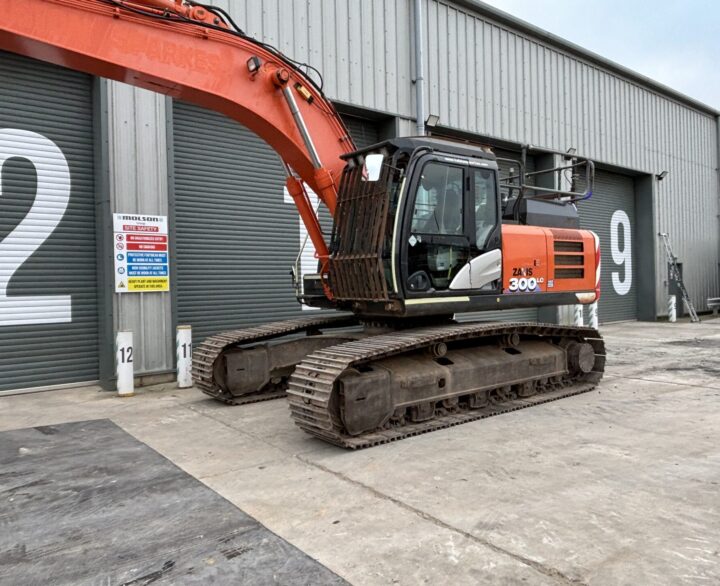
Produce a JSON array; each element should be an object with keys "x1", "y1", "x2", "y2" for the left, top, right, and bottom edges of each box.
[{"x1": 440, "y1": 188, "x2": 462, "y2": 234}]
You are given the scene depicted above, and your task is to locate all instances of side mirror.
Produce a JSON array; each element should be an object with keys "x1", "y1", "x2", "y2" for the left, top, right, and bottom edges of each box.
[{"x1": 363, "y1": 153, "x2": 384, "y2": 182}]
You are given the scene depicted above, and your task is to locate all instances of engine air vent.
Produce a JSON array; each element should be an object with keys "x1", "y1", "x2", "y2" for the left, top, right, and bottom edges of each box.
[
  {"x1": 555, "y1": 268, "x2": 585, "y2": 279},
  {"x1": 554, "y1": 241, "x2": 584, "y2": 252},
  {"x1": 554, "y1": 255, "x2": 584, "y2": 266}
]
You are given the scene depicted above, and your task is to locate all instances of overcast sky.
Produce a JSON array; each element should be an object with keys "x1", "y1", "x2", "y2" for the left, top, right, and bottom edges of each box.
[{"x1": 480, "y1": 0, "x2": 719, "y2": 110}]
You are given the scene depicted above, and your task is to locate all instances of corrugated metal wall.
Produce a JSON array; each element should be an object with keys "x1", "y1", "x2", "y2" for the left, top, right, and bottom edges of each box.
[
  {"x1": 106, "y1": 82, "x2": 174, "y2": 375},
  {"x1": 210, "y1": 0, "x2": 413, "y2": 116}
]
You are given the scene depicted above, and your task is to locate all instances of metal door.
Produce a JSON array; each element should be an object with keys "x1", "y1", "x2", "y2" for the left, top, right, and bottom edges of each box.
[{"x1": 0, "y1": 52, "x2": 98, "y2": 392}]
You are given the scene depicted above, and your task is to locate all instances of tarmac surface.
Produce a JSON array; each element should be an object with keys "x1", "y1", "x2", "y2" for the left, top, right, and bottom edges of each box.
[
  {"x1": 0, "y1": 420, "x2": 346, "y2": 585},
  {"x1": 1, "y1": 319, "x2": 719, "y2": 585}
]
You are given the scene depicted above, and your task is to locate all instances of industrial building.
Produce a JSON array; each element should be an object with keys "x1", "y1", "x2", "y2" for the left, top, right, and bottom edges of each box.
[{"x1": 0, "y1": 0, "x2": 718, "y2": 393}]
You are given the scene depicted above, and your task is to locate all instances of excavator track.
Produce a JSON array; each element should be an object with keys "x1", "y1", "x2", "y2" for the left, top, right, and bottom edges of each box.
[
  {"x1": 287, "y1": 322, "x2": 605, "y2": 449},
  {"x1": 192, "y1": 315, "x2": 360, "y2": 404}
]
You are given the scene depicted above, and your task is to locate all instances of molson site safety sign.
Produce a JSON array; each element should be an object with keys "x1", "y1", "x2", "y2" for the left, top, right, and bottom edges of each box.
[{"x1": 113, "y1": 214, "x2": 170, "y2": 293}]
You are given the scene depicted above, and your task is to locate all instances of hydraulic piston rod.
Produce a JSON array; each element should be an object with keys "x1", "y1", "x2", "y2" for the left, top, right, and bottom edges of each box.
[{"x1": 282, "y1": 85, "x2": 323, "y2": 169}]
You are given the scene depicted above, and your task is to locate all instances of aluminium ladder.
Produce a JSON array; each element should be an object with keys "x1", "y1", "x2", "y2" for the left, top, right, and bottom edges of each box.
[{"x1": 659, "y1": 232, "x2": 700, "y2": 323}]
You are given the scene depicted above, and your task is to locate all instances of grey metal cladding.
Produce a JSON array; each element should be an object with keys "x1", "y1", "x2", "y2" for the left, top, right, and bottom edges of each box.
[
  {"x1": 577, "y1": 170, "x2": 638, "y2": 322},
  {"x1": 220, "y1": 0, "x2": 413, "y2": 117},
  {"x1": 172, "y1": 100, "x2": 381, "y2": 343},
  {"x1": 0, "y1": 51, "x2": 98, "y2": 391},
  {"x1": 107, "y1": 82, "x2": 173, "y2": 375}
]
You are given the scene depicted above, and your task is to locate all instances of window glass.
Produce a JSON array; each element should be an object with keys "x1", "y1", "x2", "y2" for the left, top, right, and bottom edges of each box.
[
  {"x1": 474, "y1": 169, "x2": 497, "y2": 248},
  {"x1": 411, "y1": 163, "x2": 463, "y2": 235}
]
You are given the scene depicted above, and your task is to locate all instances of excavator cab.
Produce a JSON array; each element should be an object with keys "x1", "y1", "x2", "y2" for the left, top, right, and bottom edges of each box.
[
  {"x1": 325, "y1": 138, "x2": 504, "y2": 313},
  {"x1": 311, "y1": 137, "x2": 598, "y2": 319}
]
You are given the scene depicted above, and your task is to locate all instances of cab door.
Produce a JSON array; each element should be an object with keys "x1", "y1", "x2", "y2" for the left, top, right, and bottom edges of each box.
[
  {"x1": 401, "y1": 156, "x2": 501, "y2": 297},
  {"x1": 402, "y1": 157, "x2": 472, "y2": 295},
  {"x1": 447, "y1": 166, "x2": 502, "y2": 292}
]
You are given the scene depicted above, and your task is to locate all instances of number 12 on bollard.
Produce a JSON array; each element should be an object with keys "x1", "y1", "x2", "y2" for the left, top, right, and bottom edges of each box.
[{"x1": 116, "y1": 331, "x2": 134, "y2": 397}]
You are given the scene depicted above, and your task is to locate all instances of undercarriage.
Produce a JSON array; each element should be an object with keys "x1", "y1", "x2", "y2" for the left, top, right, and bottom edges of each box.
[
  {"x1": 192, "y1": 317, "x2": 604, "y2": 448},
  {"x1": 192, "y1": 315, "x2": 361, "y2": 404}
]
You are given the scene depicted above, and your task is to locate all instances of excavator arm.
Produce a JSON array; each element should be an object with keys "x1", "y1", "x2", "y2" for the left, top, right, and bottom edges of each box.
[{"x1": 0, "y1": 0, "x2": 355, "y2": 283}]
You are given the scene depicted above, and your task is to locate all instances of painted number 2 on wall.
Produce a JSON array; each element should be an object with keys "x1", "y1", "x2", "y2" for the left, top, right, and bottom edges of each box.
[
  {"x1": 0, "y1": 129, "x2": 72, "y2": 326},
  {"x1": 610, "y1": 209, "x2": 632, "y2": 296}
]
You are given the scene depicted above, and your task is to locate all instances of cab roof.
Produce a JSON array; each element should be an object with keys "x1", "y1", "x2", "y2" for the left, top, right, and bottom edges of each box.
[{"x1": 342, "y1": 136, "x2": 497, "y2": 162}]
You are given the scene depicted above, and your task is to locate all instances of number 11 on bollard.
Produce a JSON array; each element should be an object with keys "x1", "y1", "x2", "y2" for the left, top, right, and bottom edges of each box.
[
  {"x1": 177, "y1": 326, "x2": 193, "y2": 388},
  {"x1": 116, "y1": 331, "x2": 134, "y2": 397}
]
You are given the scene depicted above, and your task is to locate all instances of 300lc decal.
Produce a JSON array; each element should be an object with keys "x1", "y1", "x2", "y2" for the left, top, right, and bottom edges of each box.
[{"x1": 507, "y1": 275, "x2": 544, "y2": 293}]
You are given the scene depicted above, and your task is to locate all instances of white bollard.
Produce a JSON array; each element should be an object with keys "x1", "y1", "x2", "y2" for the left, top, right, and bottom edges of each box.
[
  {"x1": 667, "y1": 296, "x2": 677, "y2": 323},
  {"x1": 573, "y1": 304, "x2": 584, "y2": 327},
  {"x1": 116, "y1": 331, "x2": 134, "y2": 397},
  {"x1": 176, "y1": 325, "x2": 193, "y2": 388},
  {"x1": 588, "y1": 302, "x2": 599, "y2": 329}
]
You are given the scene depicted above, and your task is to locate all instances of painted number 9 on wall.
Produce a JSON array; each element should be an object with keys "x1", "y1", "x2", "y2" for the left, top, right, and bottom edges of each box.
[{"x1": 610, "y1": 210, "x2": 632, "y2": 296}]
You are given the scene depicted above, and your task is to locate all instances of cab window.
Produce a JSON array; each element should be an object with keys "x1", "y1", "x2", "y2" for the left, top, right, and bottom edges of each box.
[
  {"x1": 474, "y1": 169, "x2": 497, "y2": 249},
  {"x1": 406, "y1": 162, "x2": 468, "y2": 292},
  {"x1": 411, "y1": 162, "x2": 464, "y2": 235}
]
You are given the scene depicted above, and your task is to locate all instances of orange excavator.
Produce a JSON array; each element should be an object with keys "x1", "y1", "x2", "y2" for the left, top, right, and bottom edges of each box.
[{"x1": 1, "y1": 0, "x2": 604, "y2": 448}]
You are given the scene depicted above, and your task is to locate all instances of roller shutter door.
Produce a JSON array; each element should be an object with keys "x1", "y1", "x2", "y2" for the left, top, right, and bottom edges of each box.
[
  {"x1": 172, "y1": 102, "x2": 380, "y2": 342},
  {"x1": 0, "y1": 52, "x2": 98, "y2": 392},
  {"x1": 577, "y1": 170, "x2": 637, "y2": 322},
  {"x1": 342, "y1": 115, "x2": 381, "y2": 148}
]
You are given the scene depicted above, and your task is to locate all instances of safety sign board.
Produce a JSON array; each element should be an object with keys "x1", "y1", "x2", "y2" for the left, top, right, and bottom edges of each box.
[{"x1": 113, "y1": 214, "x2": 170, "y2": 293}]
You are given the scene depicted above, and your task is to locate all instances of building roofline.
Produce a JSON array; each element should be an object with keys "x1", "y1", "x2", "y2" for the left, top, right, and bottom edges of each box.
[{"x1": 453, "y1": 0, "x2": 720, "y2": 117}]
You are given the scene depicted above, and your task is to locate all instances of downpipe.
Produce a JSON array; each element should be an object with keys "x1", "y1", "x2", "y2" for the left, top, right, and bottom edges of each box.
[
  {"x1": 414, "y1": 0, "x2": 425, "y2": 136},
  {"x1": 716, "y1": 115, "x2": 720, "y2": 285}
]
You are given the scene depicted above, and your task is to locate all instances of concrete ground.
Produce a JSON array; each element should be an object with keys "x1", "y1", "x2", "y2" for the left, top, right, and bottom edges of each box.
[{"x1": 1, "y1": 319, "x2": 719, "y2": 585}]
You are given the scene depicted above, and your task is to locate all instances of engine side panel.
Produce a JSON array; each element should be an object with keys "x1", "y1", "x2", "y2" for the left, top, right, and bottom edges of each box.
[{"x1": 501, "y1": 224, "x2": 598, "y2": 301}]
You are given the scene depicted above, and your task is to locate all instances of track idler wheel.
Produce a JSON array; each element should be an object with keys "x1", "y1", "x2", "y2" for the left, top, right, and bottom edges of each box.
[{"x1": 565, "y1": 341, "x2": 596, "y2": 374}]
